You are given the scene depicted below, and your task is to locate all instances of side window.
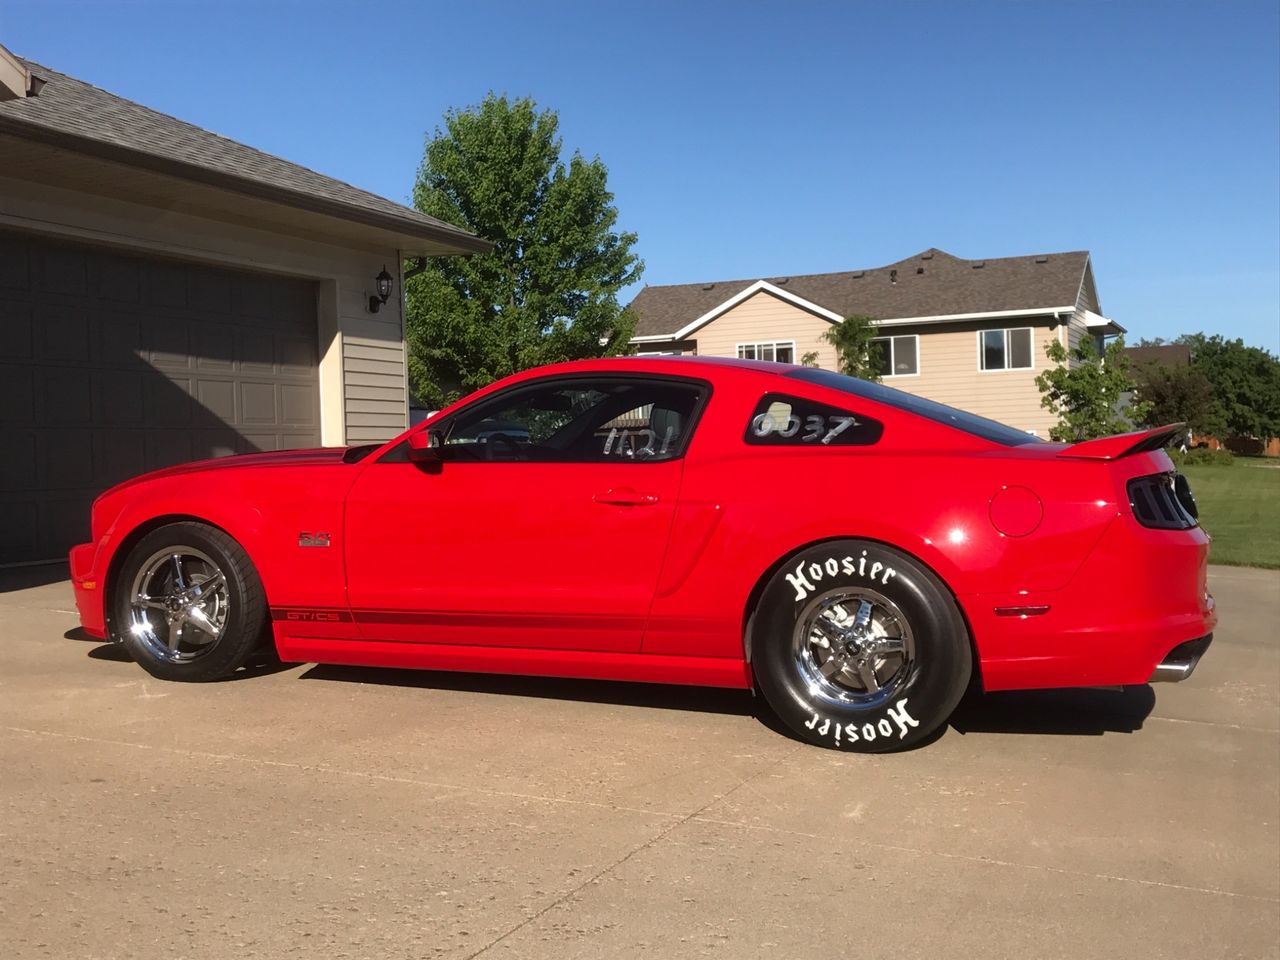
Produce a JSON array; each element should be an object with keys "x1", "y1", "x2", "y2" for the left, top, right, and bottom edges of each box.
[
  {"x1": 744, "y1": 393, "x2": 883, "y2": 447},
  {"x1": 438, "y1": 378, "x2": 705, "y2": 463}
]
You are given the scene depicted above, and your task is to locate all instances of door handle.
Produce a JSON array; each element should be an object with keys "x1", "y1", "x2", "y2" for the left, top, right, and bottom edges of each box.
[{"x1": 594, "y1": 488, "x2": 660, "y2": 506}]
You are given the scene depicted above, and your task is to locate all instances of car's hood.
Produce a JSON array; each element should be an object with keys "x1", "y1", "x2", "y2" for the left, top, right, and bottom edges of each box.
[{"x1": 97, "y1": 447, "x2": 351, "y2": 500}]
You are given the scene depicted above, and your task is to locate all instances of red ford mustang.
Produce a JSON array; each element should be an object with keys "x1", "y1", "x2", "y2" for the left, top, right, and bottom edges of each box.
[{"x1": 69, "y1": 357, "x2": 1215, "y2": 751}]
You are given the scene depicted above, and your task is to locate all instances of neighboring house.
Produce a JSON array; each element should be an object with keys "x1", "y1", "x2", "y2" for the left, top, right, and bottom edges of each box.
[
  {"x1": 1124, "y1": 344, "x2": 1191, "y2": 368},
  {"x1": 0, "y1": 45, "x2": 488, "y2": 564},
  {"x1": 628, "y1": 247, "x2": 1124, "y2": 437}
]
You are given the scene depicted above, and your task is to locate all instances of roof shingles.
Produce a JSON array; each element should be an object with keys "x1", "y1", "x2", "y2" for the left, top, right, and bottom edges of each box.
[
  {"x1": 629, "y1": 248, "x2": 1090, "y2": 338},
  {"x1": 0, "y1": 56, "x2": 485, "y2": 250}
]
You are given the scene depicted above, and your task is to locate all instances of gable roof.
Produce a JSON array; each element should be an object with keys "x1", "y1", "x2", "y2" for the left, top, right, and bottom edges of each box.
[
  {"x1": 0, "y1": 53, "x2": 489, "y2": 254},
  {"x1": 629, "y1": 248, "x2": 1091, "y2": 340}
]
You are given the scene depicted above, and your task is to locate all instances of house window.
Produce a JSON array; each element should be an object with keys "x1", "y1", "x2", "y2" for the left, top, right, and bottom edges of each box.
[
  {"x1": 979, "y1": 328, "x2": 1034, "y2": 371},
  {"x1": 871, "y1": 335, "x2": 919, "y2": 377},
  {"x1": 737, "y1": 341, "x2": 795, "y2": 364}
]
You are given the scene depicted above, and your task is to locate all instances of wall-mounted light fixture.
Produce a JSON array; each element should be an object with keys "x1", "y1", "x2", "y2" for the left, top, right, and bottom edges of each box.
[{"x1": 368, "y1": 266, "x2": 394, "y2": 313}]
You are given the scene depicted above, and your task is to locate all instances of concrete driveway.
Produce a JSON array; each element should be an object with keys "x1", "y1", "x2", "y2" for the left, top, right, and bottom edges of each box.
[{"x1": 1, "y1": 566, "x2": 1276, "y2": 960}]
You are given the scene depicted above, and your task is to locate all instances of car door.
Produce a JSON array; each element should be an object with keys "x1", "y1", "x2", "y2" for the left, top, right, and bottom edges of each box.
[{"x1": 342, "y1": 374, "x2": 709, "y2": 652}]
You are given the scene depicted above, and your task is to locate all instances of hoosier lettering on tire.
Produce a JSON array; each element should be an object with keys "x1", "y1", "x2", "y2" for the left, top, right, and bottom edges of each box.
[{"x1": 752, "y1": 539, "x2": 972, "y2": 752}]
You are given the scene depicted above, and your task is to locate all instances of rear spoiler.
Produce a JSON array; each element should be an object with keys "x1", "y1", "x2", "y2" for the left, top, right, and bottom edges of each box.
[{"x1": 1057, "y1": 423, "x2": 1187, "y2": 461}]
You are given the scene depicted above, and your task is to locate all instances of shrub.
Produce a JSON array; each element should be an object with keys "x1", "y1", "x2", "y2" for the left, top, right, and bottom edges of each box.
[{"x1": 1170, "y1": 447, "x2": 1235, "y2": 467}]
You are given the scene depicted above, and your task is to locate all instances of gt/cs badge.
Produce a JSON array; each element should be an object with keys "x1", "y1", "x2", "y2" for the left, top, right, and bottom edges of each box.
[{"x1": 298, "y1": 531, "x2": 331, "y2": 548}]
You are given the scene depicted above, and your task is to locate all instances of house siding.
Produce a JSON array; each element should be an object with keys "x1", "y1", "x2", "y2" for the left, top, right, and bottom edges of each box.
[
  {"x1": 873, "y1": 318, "x2": 1060, "y2": 436},
  {"x1": 692, "y1": 290, "x2": 838, "y2": 368},
  {"x1": 0, "y1": 169, "x2": 411, "y2": 446}
]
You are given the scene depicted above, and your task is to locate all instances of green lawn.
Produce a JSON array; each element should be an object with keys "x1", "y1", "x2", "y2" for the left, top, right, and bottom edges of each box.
[{"x1": 1181, "y1": 462, "x2": 1280, "y2": 569}]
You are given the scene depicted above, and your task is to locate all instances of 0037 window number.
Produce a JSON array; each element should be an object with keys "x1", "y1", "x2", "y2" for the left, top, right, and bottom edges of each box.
[{"x1": 751, "y1": 412, "x2": 856, "y2": 444}]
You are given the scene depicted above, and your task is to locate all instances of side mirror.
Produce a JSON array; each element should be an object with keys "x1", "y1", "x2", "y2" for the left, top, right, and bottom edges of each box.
[{"x1": 407, "y1": 429, "x2": 443, "y2": 463}]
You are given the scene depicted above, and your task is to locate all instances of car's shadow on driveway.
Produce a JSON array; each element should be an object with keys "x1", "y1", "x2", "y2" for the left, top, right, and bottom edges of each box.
[
  {"x1": 950, "y1": 685, "x2": 1156, "y2": 737},
  {"x1": 68, "y1": 628, "x2": 297, "y2": 680},
  {"x1": 296, "y1": 664, "x2": 1156, "y2": 741},
  {"x1": 299, "y1": 663, "x2": 761, "y2": 717}
]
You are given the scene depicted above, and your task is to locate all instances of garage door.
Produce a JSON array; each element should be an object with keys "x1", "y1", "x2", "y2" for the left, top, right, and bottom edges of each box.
[{"x1": 0, "y1": 232, "x2": 321, "y2": 564}]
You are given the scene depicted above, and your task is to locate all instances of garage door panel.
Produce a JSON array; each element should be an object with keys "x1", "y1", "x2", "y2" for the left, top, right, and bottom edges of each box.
[
  {"x1": 192, "y1": 428, "x2": 242, "y2": 461},
  {"x1": 234, "y1": 273, "x2": 274, "y2": 320},
  {"x1": 239, "y1": 432, "x2": 280, "y2": 453},
  {"x1": 144, "y1": 429, "x2": 193, "y2": 471},
  {"x1": 93, "y1": 254, "x2": 141, "y2": 304},
  {"x1": 144, "y1": 375, "x2": 194, "y2": 425},
  {"x1": 0, "y1": 235, "x2": 30, "y2": 290},
  {"x1": 192, "y1": 322, "x2": 236, "y2": 370},
  {"x1": 95, "y1": 313, "x2": 142, "y2": 366},
  {"x1": 0, "y1": 300, "x2": 32, "y2": 358},
  {"x1": 39, "y1": 370, "x2": 91, "y2": 425},
  {"x1": 36, "y1": 245, "x2": 88, "y2": 297},
  {"x1": 43, "y1": 429, "x2": 94, "y2": 489},
  {"x1": 277, "y1": 336, "x2": 316, "y2": 374},
  {"x1": 0, "y1": 432, "x2": 37, "y2": 490},
  {"x1": 237, "y1": 329, "x2": 277, "y2": 373},
  {"x1": 240, "y1": 381, "x2": 278, "y2": 423},
  {"x1": 189, "y1": 267, "x2": 232, "y2": 314},
  {"x1": 144, "y1": 260, "x2": 188, "y2": 308},
  {"x1": 2, "y1": 232, "x2": 321, "y2": 564},
  {"x1": 271, "y1": 281, "x2": 314, "y2": 323},
  {"x1": 94, "y1": 429, "x2": 147, "y2": 489},
  {"x1": 0, "y1": 366, "x2": 33, "y2": 423},
  {"x1": 40, "y1": 497, "x2": 91, "y2": 560},
  {"x1": 196, "y1": 378, "x2": 237, "y2": 422},
  {"x1": 144, "y1": 316, "x2": 192, "y2": 368},
  {"x1": 37, "y1": 305, "x2": 89, "y2": 361},
  {"x1": 92, "y1": 370, "x2": 145, "y2": 424},
  {"x1": 0, "y1": 502, "x2": 38, "y2": 564},
  {"x1": 280, "y1": 383, "x2": 317, "y2": 425}
]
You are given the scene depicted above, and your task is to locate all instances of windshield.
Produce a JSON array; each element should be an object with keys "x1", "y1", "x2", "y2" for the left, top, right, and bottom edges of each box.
[{"x1": 787, "y1": 368, "x2": 1043, "y2": 447}]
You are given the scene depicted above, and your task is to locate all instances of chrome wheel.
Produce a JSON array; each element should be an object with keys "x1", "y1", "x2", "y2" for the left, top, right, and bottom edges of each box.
[
  {"x1": 792, "y1": 587, "x2": 916, "y2": 709},
  {"x1": 128, "y1": 547, "x2": 230, "y2": 663}
]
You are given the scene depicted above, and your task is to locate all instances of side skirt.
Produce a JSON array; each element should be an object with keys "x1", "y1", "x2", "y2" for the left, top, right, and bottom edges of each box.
[{"x1": 275, "y1": 634, "x2": 753, "y2": 690}]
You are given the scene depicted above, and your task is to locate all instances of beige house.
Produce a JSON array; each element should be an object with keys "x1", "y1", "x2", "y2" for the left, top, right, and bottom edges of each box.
[
  {"x1": 628, "y1": 248, "x2": 1125, "y2": 436},
  {"x1": 0, "y1": 46, "x2": 486, "y2": 563}
]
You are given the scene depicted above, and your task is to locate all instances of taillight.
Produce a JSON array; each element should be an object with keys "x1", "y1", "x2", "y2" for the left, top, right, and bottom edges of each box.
[{"x1": 1127, "y1": 472, "x2": 1198, "y2": 529}]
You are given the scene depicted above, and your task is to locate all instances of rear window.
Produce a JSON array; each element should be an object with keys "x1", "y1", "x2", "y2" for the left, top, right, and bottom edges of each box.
[
  {"x1": 745, "y1": 393, "x2": 883, "y2": 447},
  {"x1": 787, "y1": 368, "x2": 1042, "y2": 447}
]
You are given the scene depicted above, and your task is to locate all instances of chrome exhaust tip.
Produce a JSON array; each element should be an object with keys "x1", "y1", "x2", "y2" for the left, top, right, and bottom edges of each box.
[{"x1": 1149, "y1": 634, "x2": 1213, "y2": 684}]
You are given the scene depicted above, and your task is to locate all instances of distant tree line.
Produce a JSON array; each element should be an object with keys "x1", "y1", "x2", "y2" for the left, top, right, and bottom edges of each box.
[{"x1": 1130, "y1": 334, "x2": 1280, "y2": 443}]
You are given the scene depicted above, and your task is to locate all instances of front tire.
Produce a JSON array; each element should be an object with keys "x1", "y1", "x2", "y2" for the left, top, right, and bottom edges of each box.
[
  {"x1": 753, "y1": 540, "x2": 971, "y2": 752},
  {"x1": 111, "y1": 522, "x2": 267, "y2": 682}
]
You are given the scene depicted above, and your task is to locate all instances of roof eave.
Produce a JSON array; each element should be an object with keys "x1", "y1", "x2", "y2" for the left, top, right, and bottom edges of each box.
[
  {"x1": 630, "y1": 303, "x2": 1081, "y2": 342},
  {"x1": 0, "y1": 114, "x2": 492, "y2": 256}
]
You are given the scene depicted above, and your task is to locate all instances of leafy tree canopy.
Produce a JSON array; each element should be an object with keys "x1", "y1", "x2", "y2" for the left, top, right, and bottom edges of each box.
[
  {"x1": 406, "y1": 94, "x2": 641, "y2": 408},
  {"x1": 1131, "y1": 361, "x2": 1226, "y2": 437},
  {"x1": 823, "y1": 315, "x2": 883, "y2": 382},
  {"x1": 1036, "y1": 336, "x2": 1150, "y2": 442},
  {"x1": 1178, "y1": 334, "x2": 1280, "y2": 441}
]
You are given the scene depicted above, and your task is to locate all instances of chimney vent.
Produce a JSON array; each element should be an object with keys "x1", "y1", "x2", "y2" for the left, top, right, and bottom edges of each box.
[{"x1": 890, "y1": 269, "x2": 898, "y2": 284}]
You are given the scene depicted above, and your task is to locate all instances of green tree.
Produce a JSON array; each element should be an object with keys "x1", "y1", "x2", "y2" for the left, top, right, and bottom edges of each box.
[
  {"x1": 1036, "y1": 336, "x2": 1150, "y2": 442},
  {"x1": 406, "y1": 94, "x2": 641, "y2": 408},
  {"x1": 823, "y1": 314, "x2": 883, "y2": 381},
  {"x1": 1178, "y1": 334, "x2": 1280, "y2": 441},
  {"x1": 1131, "y1": 361, "x2": 1226, "y2": 437}
]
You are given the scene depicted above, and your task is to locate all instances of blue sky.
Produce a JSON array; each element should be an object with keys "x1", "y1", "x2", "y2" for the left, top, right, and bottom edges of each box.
[{"x1": 3, "y1": 1, "x2": 1278, "y2": 351}]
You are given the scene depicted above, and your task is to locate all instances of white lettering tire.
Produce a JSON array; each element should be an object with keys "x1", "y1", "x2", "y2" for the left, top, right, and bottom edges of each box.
[{"x1": 752, "y1": 540, "x2": 971, "y2": 752}]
